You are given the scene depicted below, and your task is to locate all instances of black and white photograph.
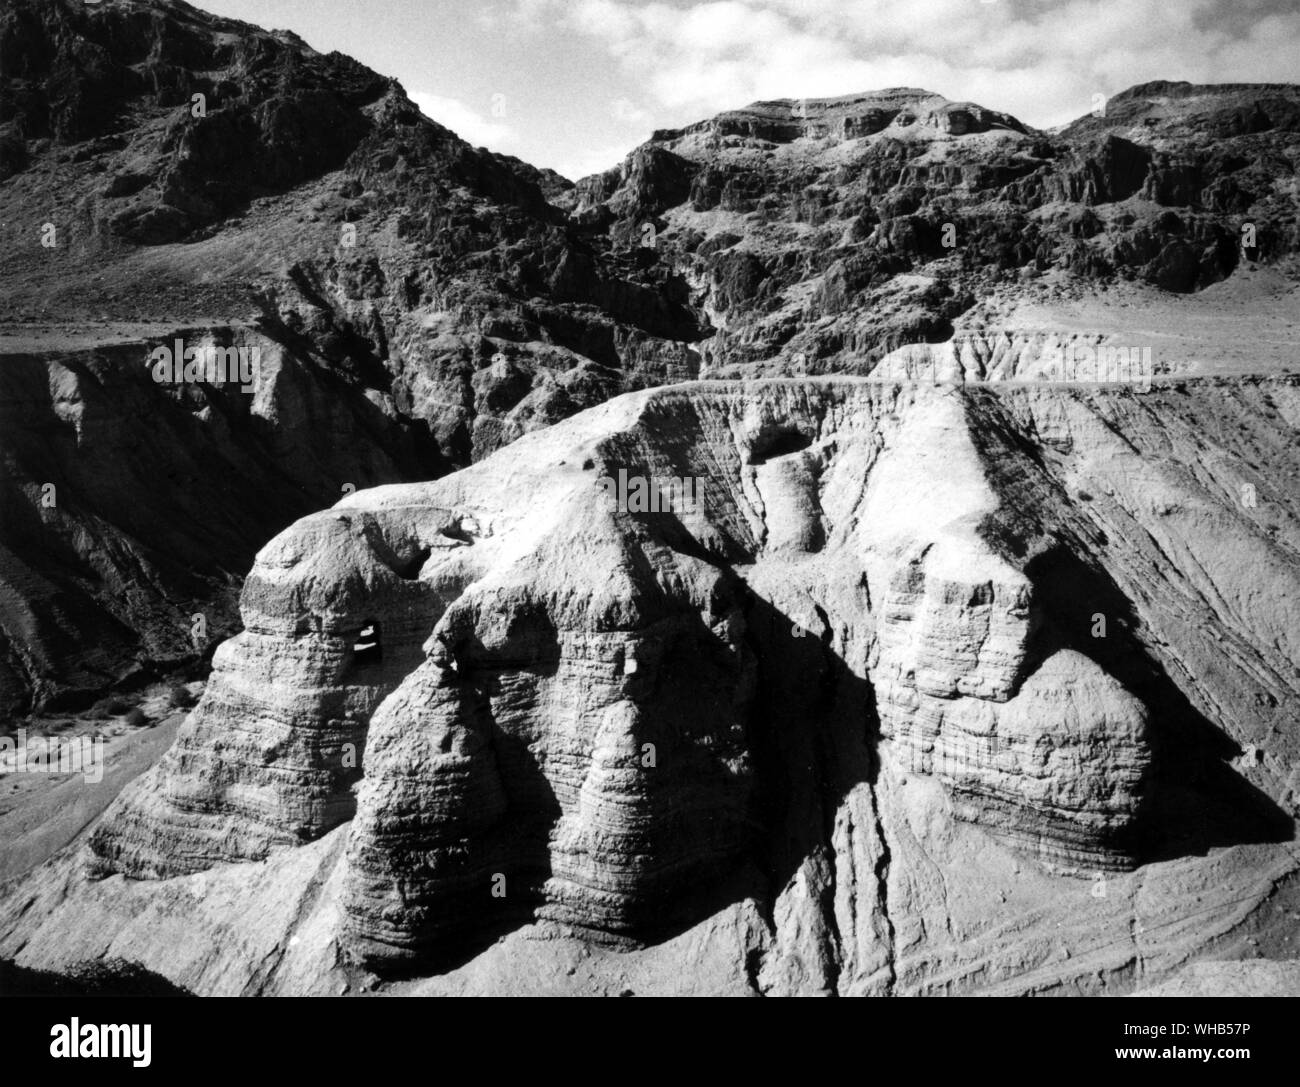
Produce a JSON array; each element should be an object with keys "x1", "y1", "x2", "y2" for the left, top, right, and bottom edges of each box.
[{"x1": 0, "y1": 0, "x2": 1297, "y2": 1064}]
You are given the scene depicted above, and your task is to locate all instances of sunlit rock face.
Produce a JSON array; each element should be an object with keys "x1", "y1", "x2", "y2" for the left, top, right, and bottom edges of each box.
[
  {"x1": 2, "y1": 3, "x2": 1298, "y2": 993},
  {"x1": 871, "y1": 523, "x2": 1153, "y2": 869},
  {"x1": 87, "y1": 507, "x2": 447, "y2": 876},
  {"x1": 0, "y1": 0, "x2": 702, "y2": 717},
  {"x1": 5, "y1": 1, "x2": 1298, "y2": 724},
  {"x1": 80, "y1": 372, "x2": 1299, "y2": 983}
]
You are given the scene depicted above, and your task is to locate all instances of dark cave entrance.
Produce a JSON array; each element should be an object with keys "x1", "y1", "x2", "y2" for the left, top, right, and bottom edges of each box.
[{"x1": 353, "y1": 620, "x2": 382, "y2": 667}]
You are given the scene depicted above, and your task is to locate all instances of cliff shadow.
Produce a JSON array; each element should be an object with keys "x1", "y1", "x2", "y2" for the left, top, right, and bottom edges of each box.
[
  {"x1": 1022, "y1": 545, "x2": 1294, "y2": 863},
  {"x1": 389, "y1": 628, "x2": 564, "y2": 976},
  {"x1": 734, "y1": 590, "x2": 881, "y2": 926},
  {"x1": 409, "y1": 575, "x2": 803, "y2": 966}
]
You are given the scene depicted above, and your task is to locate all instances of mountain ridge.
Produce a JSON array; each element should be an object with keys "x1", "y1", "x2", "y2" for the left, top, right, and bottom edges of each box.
[
  {"x1": 1, "y1": 0, "x2": 1297, "y2": 999},
  {"x1": 3, "y1": 0, "x2": 1297, "y2": 714}
]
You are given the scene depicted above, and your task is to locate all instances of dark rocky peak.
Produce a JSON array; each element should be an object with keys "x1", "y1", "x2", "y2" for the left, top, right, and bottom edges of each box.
[
  {"x1": 567, "y1": 78, "x2": 1300, "y2": 383},
  {"x1": 0, "y1": 0, "x2": 562, "y2": 239},
  {"x1": 649, "y1": 88, "x2": 1030, "y2": 151},
  {"x1": 1, "y1": 3, "x2": 1297, "y2": 721},
  {"x1": 1061, "y1": 80, "x2": 1300, "y2": 141},
  {"x1": 0, "y1": 0, "x2": 386, "y2": 144}
]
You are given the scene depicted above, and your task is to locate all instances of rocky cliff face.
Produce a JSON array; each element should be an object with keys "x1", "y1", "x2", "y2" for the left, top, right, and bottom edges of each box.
[
  {"x1": 1, "y1": 0, "x2": 1298, "y2": 998},
  {"x1": 3, "y1": 2, "x2": 1298, "y2": 715},
  {"x1": 0, "y1": 0, "x2": 699, "y2": 714},
  {"x1": 576, "y1": 82, "x2": 1300, "y2": 376},
  {"x1": 24, "y1": 371, "x2": 1283, "y2": 993}
]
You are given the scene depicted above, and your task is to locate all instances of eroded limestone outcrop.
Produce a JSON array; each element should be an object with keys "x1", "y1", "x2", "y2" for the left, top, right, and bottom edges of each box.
[
  {"x1": 71, "y1": 374, "x2": 1298, "y2": 988},
  {"x1": 5, "y1": 1, "x2": 1298, "y2": 721}
]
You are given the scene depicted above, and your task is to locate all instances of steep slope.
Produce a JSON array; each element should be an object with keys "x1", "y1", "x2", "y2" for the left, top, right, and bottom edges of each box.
[
  {"x1": 4, "y1": 5, "x2": 1298, "y2": 717},
  {"x1": 1, "y1": 8, "x2": 1298, "y2": 1001},
  {"x1": 4, "y1": 371, "x2": 1295, "y2": 995},
  {"x1": 0, "y1": 0, "x2": 701, "y2": 715},
  {"x1": 575, "y1": 82, "x2": 1300, "y2": 375}
]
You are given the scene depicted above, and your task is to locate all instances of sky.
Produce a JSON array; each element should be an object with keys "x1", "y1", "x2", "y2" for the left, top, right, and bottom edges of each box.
[{"x1": 197, "y1": 0, "x2": 1300, "y2": 180}]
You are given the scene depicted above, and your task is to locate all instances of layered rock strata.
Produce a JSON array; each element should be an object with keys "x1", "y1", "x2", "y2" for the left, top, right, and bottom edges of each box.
[
  {"x1": 4, "y1": 2, "x2": 1298, "y2": 716},
  {"x1": 79, "y1": 374, "x2": 1299, "y2": 979}
]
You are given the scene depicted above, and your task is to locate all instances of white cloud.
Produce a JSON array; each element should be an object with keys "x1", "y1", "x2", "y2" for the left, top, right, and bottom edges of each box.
[
  {"x1": 412, "y1": 88, "x2": 635, "y2": 177},
  {"x1": 562, "y1": 141, "x2": 639, "y2": 179},
  {"x1": 610, "y1": 96, "x2": 653, "y2": 125},
  {"x1": 409, "y1": 91, "x2": 522, "y2": 153},
  {"x1": 504, "y1": 0, "x2": 1300, "y2": 131}
]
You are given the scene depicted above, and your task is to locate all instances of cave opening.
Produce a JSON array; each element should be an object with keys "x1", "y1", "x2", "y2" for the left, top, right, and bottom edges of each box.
[
  {"x1": 353, "y1": 620, "x2": 383, "y2": 667},
  {"x1": 748, "y1": 427, "x2": 813, "y2": 465}
]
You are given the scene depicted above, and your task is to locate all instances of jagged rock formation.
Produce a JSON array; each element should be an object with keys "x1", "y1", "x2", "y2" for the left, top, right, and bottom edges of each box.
[
  {"x1": 0, "y1": 0, "x2": 698, "y2": 714},
  {"x1": 874, "y1": 554, "x2": 1152, "y2": 870},
  {"x1": 48, "y1": 370, "x2": 1294, "y2": 991},
  {"x1": 1, "y1": 0, "x2": 1298, "y2": 998},
  {"x1": 3, "y1": 1, "x2": 1299, "y2": 715},
  {"x1": 576, "y1": 82, "x2": 1300, "y2": 374},
  {"x1": 0, "y1": 323, "x2": 450, "y2": 715}
]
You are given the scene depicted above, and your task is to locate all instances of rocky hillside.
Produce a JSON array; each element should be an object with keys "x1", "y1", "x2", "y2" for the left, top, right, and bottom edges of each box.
[
  {"x1": 2, "y1": 1, "x2": 1298, "y2": 718},
  {"x1": 5, "y1": 372, "x2": 1298, "y2": 995},
  {"x1": 0, "y1": 0, "x2": 699, "y2": 715},
  {"x1": 576, "y1": 82, "x2": 1300, "y2": 375},
  {"x1": 1, "y1": 0, "x2": 1298, "y2": 998}
]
